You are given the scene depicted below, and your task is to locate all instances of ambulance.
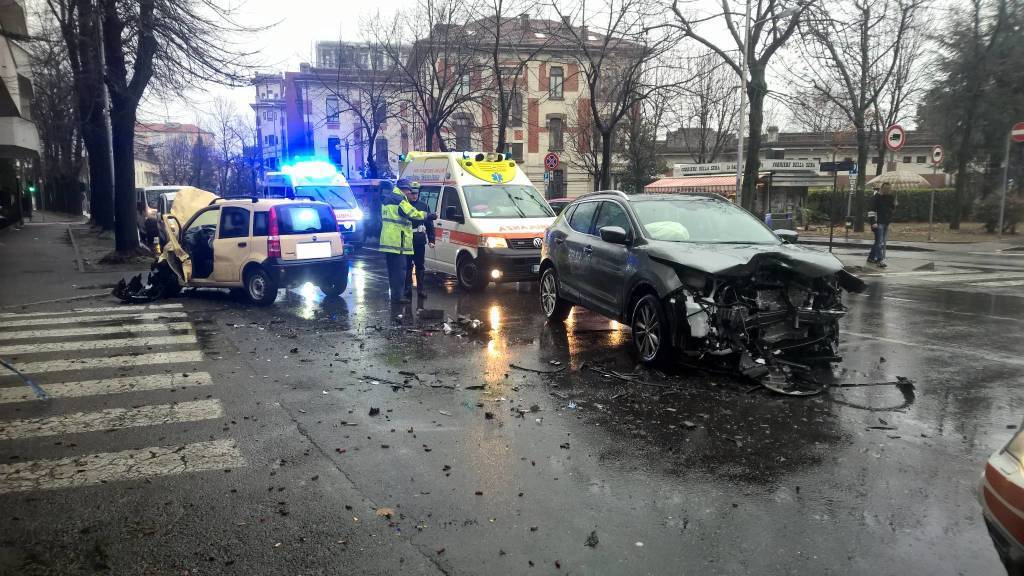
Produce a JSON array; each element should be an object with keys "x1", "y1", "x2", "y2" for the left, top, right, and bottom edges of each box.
[
  {"x1": 399, "y1": 151, "x2": 556, "y2": 291},
  {"x1": 262, "y1": 160, "x2": 364, "y2": 251}
]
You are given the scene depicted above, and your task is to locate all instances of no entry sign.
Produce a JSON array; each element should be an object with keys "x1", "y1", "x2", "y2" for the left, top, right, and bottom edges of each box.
[
  {"x1": 544, "y1": 152, "x2": 559, "y2": 170},
  {"x1": 1012, "y1": 122, "x2": 1024, "y2": 143},
  {"x1": 885, "y1": 124, "x2": 906, "y2": 151}
]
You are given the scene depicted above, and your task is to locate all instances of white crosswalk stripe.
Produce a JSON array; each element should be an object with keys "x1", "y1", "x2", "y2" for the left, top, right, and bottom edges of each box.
[
  {"x1": 968, "y1": 279, "x2": 1024, "y2": 287},
  {"x1": 0, "y1": 439, "x2": 244, "y2": 493},
  {"x1": 0, "y1": 303, "x2": 182, "y2": 319},
  {"x1": 0, "y1": 311, "x2": 187, "y2": 328},
  {"x1": 0, "y1": 303, "x2": 246, "y2": 493},
  {"x1": 2, "y1": 350, "x2": 203, "y2": 375},
  {"x1": 0, "y1": 334, "x2": 196, "y2": 355},
  {"x1": 0, "y1": 321, "x2": 193, "y2": 342},
  {"x1": 0, "y1": 372, "x2": 213, "y2": 404},
  {"x1": 0, "y1": 399, "x2": 224, "y2": 440}
]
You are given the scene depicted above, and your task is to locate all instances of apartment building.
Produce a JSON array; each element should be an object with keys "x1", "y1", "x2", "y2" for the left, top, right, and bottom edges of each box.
[{"x1": 0, "y1": 0, "x2": 40, "y2": 222}]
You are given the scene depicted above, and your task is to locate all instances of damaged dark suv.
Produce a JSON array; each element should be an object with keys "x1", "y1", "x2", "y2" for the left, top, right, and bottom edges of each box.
[{"x1": 538, "y1": 191, "x2": 865, "y2": 372}]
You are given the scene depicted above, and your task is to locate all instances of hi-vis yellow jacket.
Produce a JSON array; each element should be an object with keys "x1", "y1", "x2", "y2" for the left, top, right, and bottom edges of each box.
[{"x1": 379, "y1": 189, "x2": 426, "y2": 255}]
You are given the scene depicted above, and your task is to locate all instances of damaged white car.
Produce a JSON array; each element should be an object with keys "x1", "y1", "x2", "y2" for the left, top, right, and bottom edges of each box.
[{"x1": 539, "y1": 191, "x2": 866, "y2": 389}]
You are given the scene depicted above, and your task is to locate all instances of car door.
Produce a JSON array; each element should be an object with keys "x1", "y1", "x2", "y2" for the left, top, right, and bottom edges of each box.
[
  {"x1": 588, "y1": 201, "x2": 634, "y2": 316},
  {"x1": 417, "y1": 184, "x2": 442, "y2": 265},
  {"x1": 432, "y1": 186, "x2": 465, "y2": 275},
  {"x1": 213, "y1": 206, "x2": 251, "y2": 283},
  {"x1": 560, "y1": 200, "x2": 599, "y2": 301}
]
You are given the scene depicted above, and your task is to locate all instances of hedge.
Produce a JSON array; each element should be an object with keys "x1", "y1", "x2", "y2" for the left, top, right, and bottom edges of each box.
[{"x1": 804, "y1": 188, "x2": 968, "y2": 223}]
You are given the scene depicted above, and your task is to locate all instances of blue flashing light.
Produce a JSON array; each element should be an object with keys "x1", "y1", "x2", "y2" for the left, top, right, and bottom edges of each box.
[{"x1": 281, "y1": 159, "x2": 338, "y2": 180}]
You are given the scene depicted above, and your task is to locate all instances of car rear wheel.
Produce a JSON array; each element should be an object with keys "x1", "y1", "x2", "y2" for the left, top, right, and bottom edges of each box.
[
  {"x1": 540, "y1": 268, "x2": 572, "y2": 321},
  {"x1": 632, "y1": 294, "x2": 670, "y2": 365},
  {"x1": 245, "y1": 267, "x2": 278, "y2": 306},
  {"x1": 320, "y1": 263, "x2": 350, "y2": 297},
  {"x1": 457, "y1": 254, "x2": 487, "y2": 292}
]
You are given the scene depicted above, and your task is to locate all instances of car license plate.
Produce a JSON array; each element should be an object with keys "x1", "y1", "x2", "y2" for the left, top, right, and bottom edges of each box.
[
  {"x1": 531, "y1": 264, "x2": 540, "y2": 274},
  {"x1": 296, "y1": 241, "x2": 331, "y2": 259}
]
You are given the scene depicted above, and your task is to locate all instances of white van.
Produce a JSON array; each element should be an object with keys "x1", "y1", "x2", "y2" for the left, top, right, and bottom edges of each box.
[
  {"x1": 400, "y1": 151, "x2": 555, "y2": 291},
  {"x1": 262, "y1": 160, "x2": 364, "y2": 251}
]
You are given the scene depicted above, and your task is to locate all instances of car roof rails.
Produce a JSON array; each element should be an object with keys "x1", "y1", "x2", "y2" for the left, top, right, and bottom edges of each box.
[
  {"x1": 209, "y1": 196, "x2": 261, "y2": 205},
  {"x1": 573, "y1": 190, "x2": 630, "y2": 202}
]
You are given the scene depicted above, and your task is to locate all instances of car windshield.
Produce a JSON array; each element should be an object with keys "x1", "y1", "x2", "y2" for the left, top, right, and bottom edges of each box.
[
  {"x1": 295, "y1": 185, "x2": 357, "y2": 210},
  {"x1": 463, "y1": 185, "x2": 554, "y2": 219},
  {"x1": 631, "y1": 197, "x2": 780, "y2": 244},
  {"x1": 145, "y1": 188, "x2": 178, "y2": 208}
]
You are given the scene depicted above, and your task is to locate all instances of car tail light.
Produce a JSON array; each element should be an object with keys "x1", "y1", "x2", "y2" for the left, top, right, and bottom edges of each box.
[{"x1": 267, "y1": 206, "x2": 281, "y2": 258}]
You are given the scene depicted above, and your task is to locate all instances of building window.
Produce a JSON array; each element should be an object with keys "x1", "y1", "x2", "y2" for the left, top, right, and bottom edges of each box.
[
  {"x1": 453, "y1": 115, "x2": 472, "y2": 150},
  {"x1": 548, "y1": 117, "x2": 563, "y2": 151},
  {"x1": 264, "y1": 134, "x2": 277, "y2": 147},
  {"x1": 508, "y1": 91, "x2": 523, "y2": 127},
  {"x1": 373, "y1": 101, "x2": 387, "y2": 124},
  {"x1": 549, "y1": 67, "x2": 564, "y2": 100},
  {"x1": 902, "y1": 155, "x2": 912, "y2": 163},
  {"x1": 326, "y1": 97, "x2": 339, "y2": 123},
  {"x1": 375, "y1": 138, "x2": 389, "y2": 170},
  {"x1": 263, "y1": 110, "x2": 275, "y2": 122},
  {"x1": 457, "y1": 73, "x2": 471, "y2": 96},
  {"x1": 509, "y1": 143, "x2": 524, "y2": 162},
  {"x1": 328, "y1": 136, "x2": 342, "y2": 167},
  {"x1": 916, "y1": 155, "x2": 927, "y2": 163}
]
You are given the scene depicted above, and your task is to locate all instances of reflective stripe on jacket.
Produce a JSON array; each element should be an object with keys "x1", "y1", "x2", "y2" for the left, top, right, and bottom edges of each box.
[{"x1": 379, "y1": 189, "x2": 426, "y2": 254}]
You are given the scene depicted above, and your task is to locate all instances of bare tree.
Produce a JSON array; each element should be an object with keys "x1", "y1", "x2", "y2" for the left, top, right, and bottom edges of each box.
[
  {"x1": 45, "y1": 0, "x2": 114, "y2": 229},
  {"x1": 793, "y1": 0, "x2": 923, "y2": 231},
  {"x1": 554, "y1": 0, "x2": 682, "y2": 190},
  {"x1": 98, "y1": 0, "x2": 265, "y2": 253},
  {"x1": 565, "y1": 102, "x2": 602, "y2": 187},
  {"x1": 465, "y1": 0, "x2": 552, "y2": 153},
  {"x1": 870, "y1": 21, "x2": 928, "y2": 176},
  {"x1": 204, "y1": 97, "x2": 244, "y2": 194},
  {"x1": 154, "y1": 136, "x2": 193, "y2": 185},
  {"x1": 312, "y1": 36, "x2": 404, "y2": 177},
  {"x1": 376, "y1": 0, "x2": 488, "y2": 151},
  {"x1": 29, "y1": 9, "x2": 86, "y2": 215},
  {"x1": 670, "y1": 0, "x2": 811, "y2": 211},
  {"x1": 671, "y1": 51, "x2": 738, "y2": 163},
  {"x1": 620, "y1": 87, "x2": 671, "y2": 193},
  {"x1": 782, "y1": 85, "x2": 851, "y2": 133}
]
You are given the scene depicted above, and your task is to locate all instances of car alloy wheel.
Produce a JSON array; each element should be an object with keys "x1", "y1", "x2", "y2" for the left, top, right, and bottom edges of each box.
[
  {"x1": 632, "y1": 296, "x2": 662, "y2": 362},
  {"x1": 541, "y1": 271, "x2": 558, "y2": 316}
]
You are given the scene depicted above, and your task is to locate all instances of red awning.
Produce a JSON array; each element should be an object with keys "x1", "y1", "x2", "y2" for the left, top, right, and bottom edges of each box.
[{"x1": 644, "y1": 173, "x2": 771, "y2": 194}]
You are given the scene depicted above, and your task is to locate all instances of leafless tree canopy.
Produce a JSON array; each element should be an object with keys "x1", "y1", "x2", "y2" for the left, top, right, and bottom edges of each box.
[{"x1": 670, "y1": 51, "x2": 738, "y2": 164}]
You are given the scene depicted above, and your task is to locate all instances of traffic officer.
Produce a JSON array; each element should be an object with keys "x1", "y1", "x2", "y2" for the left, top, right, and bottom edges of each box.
[
  {"x1": 402, "y1": 182, "x2": 435, "y2": 306},
  {"x1": 380, "y1": 179, "x2": 433, "y2": 322}
]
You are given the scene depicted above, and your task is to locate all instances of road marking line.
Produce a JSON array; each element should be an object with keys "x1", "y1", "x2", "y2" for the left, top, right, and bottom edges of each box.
[
  {"x1": 0, "y1": 334, "x2": 197, "y2": 355},
  {"x1": 918, "y1": 273, "x2": 1024, "y2": 284},
  {"x1": 0, "y1": 322, "x2": 194, "y2": 342},
  {"x1": 0, "y1": 311, "x2": 187, "y2": 328},
  {"x1": 0, "y1": 303, "x2": 182, "y2": 319},
  {"x1": 843, "y1": 331, "x2": 1024, "y2": 367},
  {"x1": 0, "y1": 372, "x2": 213, "y2": 404},
  {"x1": 0, "y1": 350, "x2": 203, "y2": 375},
  {"x1": 0, "y1": 439, "x2": 244, "y2": 493},
  {"x1": 0, "y1": 399, "x2": 223, "y2": 441},
  {"x1": 968, "y1": 280, "x2": 1024, "y2": 287}
]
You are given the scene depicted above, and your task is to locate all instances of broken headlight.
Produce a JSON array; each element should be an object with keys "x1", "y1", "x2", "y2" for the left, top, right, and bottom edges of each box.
[{"x1": 1004, "y1": 424, "x2": 1024, "y2": 464}]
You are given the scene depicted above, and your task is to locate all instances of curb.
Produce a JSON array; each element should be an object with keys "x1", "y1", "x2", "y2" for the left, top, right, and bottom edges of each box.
[
  {"x1": 798, "y1": 238, "x2": 935, "y2": 252},
  {"x1": 67, "y1": 224, "x2": 84, "y2": 271}
]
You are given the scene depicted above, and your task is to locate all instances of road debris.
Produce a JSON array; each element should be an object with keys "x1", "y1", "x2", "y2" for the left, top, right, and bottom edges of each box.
[
  {"x1": 511, "y1": 363, "x2": 567, "y2": 374},
  {"x1": 585, "y1": 530, "x2": 599, "y2": 547}
]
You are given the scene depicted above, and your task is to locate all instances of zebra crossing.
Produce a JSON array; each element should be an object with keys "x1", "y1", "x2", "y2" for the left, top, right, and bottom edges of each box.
[
  {"x1": 0, "y1": 302, "x2": 245, "y2": 494},
  {"x1": 868, "y1": 267, "x2": 1024, "y2": 291}
]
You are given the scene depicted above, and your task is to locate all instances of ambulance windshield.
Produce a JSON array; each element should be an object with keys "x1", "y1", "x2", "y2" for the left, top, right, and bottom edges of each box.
[{"x1": 463, "y1": 185, "x2": 554, "y2": 219}]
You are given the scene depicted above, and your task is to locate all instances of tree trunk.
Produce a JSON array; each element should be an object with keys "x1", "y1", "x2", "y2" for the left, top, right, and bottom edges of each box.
[
  {"x1": 951, "y1": 124, "x2": 973, "y2": 230},
  {"x1": 80, "y1": 107, "x2": 114, "y2": 229},
  {"x1": 599, "y1": 130, "x2": 613, "y2": 190},
  {"x1": 495, "y1": 92, "x2": 507, "y2": 153},
  {"x1": 109, "y1": 96, "x2": 139, "y2": 252},
  {"x1": 742, "y1": 70, "x2": 767, "y2": 213},
  {"x1": 853, "y1": 122, "x2": 868, "y2": 231}
]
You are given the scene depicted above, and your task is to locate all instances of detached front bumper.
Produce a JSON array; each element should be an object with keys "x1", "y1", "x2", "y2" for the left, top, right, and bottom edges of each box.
[
  {"x1": 264, "y1": 256, "x2": 349, "y2": 287},
  {"x1": 476, "y1": 247, "x2": 542, "y2": 283}
]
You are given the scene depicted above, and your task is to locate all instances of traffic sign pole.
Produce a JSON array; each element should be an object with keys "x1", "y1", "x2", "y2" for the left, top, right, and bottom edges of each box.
[{"x1": 999, "y1": 129, "x2": 1011, "y2": 238}]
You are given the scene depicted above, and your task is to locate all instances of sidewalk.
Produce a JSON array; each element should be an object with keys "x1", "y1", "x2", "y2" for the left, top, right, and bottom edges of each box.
[
  {"x1": 0, "y1": 211, "x2": 141, "y2": 309},
  {"x1": 798, "y1": 234, "x2": 1022, "y2": 254}
]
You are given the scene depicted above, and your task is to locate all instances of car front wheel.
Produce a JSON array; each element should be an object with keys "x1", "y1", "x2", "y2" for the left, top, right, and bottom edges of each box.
[
  {"x1": 631, "y1": 294, "x2": 670, "y2": 365},
  {"x1": 456, "y1": 254, "x2": 487, "y2": 292},
  {"x1": 540, "y1": 267, "x2": 572, "y2": 321},
  {"x1": 245, "y1": 267, "x2": 278, "y2": 306}
]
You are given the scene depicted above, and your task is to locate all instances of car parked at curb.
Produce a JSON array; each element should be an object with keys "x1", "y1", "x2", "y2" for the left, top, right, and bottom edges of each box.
[{"x1": 538, "y1": 191, "x2": 865, "y2": 369}]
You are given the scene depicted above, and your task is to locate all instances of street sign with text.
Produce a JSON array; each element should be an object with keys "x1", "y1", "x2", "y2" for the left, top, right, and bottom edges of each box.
[{"x1": 819, "y1": 160, "x2": 855, "y2": 173}]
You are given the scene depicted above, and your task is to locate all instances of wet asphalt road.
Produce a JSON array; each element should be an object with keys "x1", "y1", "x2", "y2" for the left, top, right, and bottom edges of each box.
[{"x1": 2, "y1": 244, "x2": 1024, "y2": 575}]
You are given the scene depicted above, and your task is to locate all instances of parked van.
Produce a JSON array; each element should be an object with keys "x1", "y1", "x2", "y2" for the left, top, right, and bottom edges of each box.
[
  {"x1": 261, "y1": 160, "x2": 364, "y2": 250},
  {"x1": 399, "y1": 151, "x2": 555, "y2": 291}
]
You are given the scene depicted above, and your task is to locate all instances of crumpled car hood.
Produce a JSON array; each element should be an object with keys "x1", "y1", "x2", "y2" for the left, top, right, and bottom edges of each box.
[{"x1": 646, "y1": 240, "x2": 844, "y2": 278}]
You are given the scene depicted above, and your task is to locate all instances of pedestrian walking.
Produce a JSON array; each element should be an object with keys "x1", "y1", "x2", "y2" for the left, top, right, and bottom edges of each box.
[
  {"x1": 867, "y1": 183, "x2": 895, "y2": 267},
  {"x1": 402, "y1": 182, "x2": 435, "y2": 307},
  {"x1": 379, "y1": 179, "x2": 433, "y2": 323}
]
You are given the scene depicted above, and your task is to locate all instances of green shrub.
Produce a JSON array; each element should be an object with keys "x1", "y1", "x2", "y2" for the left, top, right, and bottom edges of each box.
[
  {"x1": 805, "y1": 188, "x2": 965, "y2": 222},
  {"x1": 976, "y1": 194, "x2": 1023, "y2": 233}
]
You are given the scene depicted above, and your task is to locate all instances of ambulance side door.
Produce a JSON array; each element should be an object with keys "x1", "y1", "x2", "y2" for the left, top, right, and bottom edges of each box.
[
  {"x1": 433, "y1": 186, "x2": 465, "y2": 276},
  {"x1": 417, "y1": 184, "x2": 442, "y2": 267}
]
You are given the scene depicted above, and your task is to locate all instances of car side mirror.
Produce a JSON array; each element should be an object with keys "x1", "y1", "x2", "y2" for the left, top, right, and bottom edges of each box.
[
  {"x1": 445, "y1": 206, "x2": 464, "y2": 223},
  {"x1": 599, "y1": 226, "x2": 629, "y2": 245},
  {"x1": 775, "y1": 229, "x2": 799, "y2": 244}
]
